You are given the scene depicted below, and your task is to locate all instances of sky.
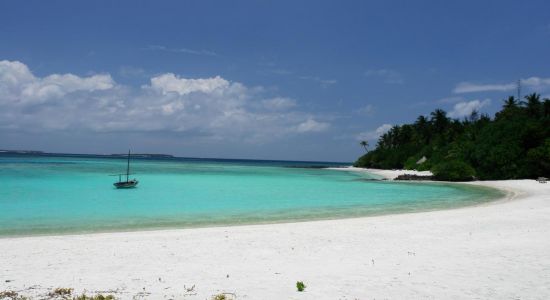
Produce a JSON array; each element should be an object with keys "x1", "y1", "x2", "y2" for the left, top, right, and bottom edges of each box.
[{"x1": 1, "y1": 0, "x2": 549, "y2": 162}]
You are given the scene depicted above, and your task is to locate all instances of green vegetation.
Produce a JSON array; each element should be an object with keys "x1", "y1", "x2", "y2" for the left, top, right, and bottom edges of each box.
[
  {"x1": 0, "y1": 289, "x2": 115, "y2": 300},
  {"x1": 296, "y1": 281, "x2": 306, "y2": 292},
  {"x1": 211, "y1": 293, "x2": 235, "y2": 300},
  {"x1": 48, "y1": 288, "x2": 73, "y2": 298},
  {"x1": 359, "y1": 140, "x2": 369, "y2": 152},
  {"x1": 432, "y1": 160, "x2": 476, "y2": 181},
  {"x1": 355, "y1": 93, "x2": 550, "y2": 181},
  {"x1": 0, "y1": 291, "x2": 29, "y2": 300}
]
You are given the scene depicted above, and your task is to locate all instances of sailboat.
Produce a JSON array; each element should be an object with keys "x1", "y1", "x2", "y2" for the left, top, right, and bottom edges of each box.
[{"x1": 113, "y1": 150, "x2": 139, "y2": 188}]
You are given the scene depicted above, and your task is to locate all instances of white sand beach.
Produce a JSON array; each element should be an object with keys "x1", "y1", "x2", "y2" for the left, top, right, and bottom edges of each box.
[{"x1": 1, "y1": 171, "x2": 550, "y2": 299}]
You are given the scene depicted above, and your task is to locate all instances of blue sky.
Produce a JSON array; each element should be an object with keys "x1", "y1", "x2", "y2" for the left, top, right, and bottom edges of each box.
[{"x1": 1, "y1": 0, "x2": 549, "y2": 161}]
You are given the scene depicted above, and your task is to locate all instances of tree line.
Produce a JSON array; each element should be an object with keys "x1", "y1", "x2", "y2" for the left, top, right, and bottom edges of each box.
[{"x1": 354, "y1": 93, "x2": 550, "y2": 181}]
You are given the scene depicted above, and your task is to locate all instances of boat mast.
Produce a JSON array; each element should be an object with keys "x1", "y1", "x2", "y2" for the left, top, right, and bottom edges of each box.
[
  {"x1": 517, "y1": 79, "x2": 521, "y2": 102},
  {"x1": 126, "y1": 149, "x2": 130, "y2": 182}
]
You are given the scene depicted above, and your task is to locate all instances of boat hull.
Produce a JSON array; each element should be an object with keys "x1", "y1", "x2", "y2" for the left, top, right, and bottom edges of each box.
[{"x1": 114, "y1": 180, "x2": 138, "y2": 189}]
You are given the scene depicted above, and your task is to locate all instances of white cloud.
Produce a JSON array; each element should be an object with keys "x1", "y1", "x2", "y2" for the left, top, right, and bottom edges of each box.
[
  {"x1": 0, "y1": 60, "x2": 114, "y2": 105},
  {"x1": 261, "y1": 97, "x2": 296, "y2": 110},
  {"x1": 365, "y1": 69, "x2": 403, "y2": 84},
  {"x1": 149, "y1": 73, "x2": 231, "y2": 96},
  {"x1": 22, "y1": 73, "x2": 114, "y2": 103},
  {"x1": 0, "y1": 60, "x2": 34, "y2": 88},
  {"x1": 453, "y1": 77, "x2": 550, "y2": 93},
  {"x1": 521, "y1": 77, "x2": 550, "y2": 88},
  {"x1": 448, "y1": 99, "x2": 491, "y2": 118},
  {"x1": 0, "y1": 60, "x2": 330, "y2": 143},
  {"x1": 356, "y1": 124, "x2": 393, "y2": 141},
  {"x1": 295, "y1": 119, "x2": 330, "y2": 133},
  {"x1": 453, "y1": 82, "x2": 515, "y2": 93}
]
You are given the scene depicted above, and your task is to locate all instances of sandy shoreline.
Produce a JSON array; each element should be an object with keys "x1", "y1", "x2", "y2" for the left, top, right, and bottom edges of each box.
[{"x1": 1, "y1": 170, "x2": 549, "y2": 299}]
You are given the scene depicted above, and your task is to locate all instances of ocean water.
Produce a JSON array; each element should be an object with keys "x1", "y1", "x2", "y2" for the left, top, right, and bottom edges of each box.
[{"x1": 0, "y1": 154, "x2": 504, "y2": 237}]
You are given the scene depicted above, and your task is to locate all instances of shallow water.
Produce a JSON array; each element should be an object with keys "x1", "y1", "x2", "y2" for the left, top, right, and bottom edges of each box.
[{"x1": 0, "y1": 155, "x2": 504, "y2": 236}]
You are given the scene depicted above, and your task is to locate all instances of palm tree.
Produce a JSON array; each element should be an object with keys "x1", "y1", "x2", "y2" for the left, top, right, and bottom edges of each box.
[
  {"x1": 359, "y1": 140, "x2": 369, "y2": 152},
  {"x1": 430, "y1": 109, "x2": 449, "y2": 133},
  {"x1": 524, "y1": 93, "x2": 542, "y2": 118},
  {"x1": 468, "y1": 109, "x2": 479, "y2": 122},
  {"x1": 414, "y1": 115, "x2": 431, "y2": 144},
  {"x1": 503, "y1": 96, "x2": 518, "y2": 110}
]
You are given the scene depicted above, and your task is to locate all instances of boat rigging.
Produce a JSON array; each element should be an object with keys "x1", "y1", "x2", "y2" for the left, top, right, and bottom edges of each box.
[{"x1": 111, "y1": 150, "x2": 139, "y2": 189}]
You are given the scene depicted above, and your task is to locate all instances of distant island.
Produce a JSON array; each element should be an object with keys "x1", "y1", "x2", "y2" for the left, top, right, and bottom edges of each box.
[
  {"x1": 0, "y1": 149, "x2": 45, "y2": 154},
  {"x1": 355, "y1": 93, "x2": 550, "y2": 181},
  {"x1": 0, "y1": 150, "x2": 174, "y2": 159}
]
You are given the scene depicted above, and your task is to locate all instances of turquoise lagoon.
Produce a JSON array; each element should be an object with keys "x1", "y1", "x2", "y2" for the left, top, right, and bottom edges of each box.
[{"x1": 0, "y1": 155, "x2": 504, "y2": 236}]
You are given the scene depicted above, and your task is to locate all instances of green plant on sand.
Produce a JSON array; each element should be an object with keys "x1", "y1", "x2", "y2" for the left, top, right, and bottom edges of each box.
[
  {"x1": 72, "y1": 294, "x2": 115, "y2": 300},
  {"x1": 296, "y1": 281, "x2": 306, "y2": 292},
  {"x1": 211, "y1": 293, "x2": 236, "y2": 300},
  {"x1": 0, "y1": 289, "x2": 116, "y2": 300},
  {"x1": 48, "y1": 287, "x2": 74, "y2": 298},
  {"x1": 0, "y1": 290, "x2": 29, "y2": 300}
]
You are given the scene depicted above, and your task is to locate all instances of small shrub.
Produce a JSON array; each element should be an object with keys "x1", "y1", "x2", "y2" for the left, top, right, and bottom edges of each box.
[
  {"x1": 72, "y1": 294, "x2": 115, "y2": 300},
  {"x1": 296, "y1": 281, "x2": 306, "y2": 292},
  {"x1": 0, "y1": 291, "x2": 18, "y2": 299},
  {"x1": 211, "y1": 293, "x2": 235, "y2": 300},
  {"x1": 403, "y1": 156, "x2": 419, "y2": 170},
  {"x1": 432, "y1": 160, "x2": 476, "y2": 181},
  {"x1": 416, "y1": 161, "x2": 432, "y2": 171},
  {"x1": 49, "y1": 287, "x2": 73, "y2": 297},
  {"x1": 0, "y1": 291, "x2": 29, "y2": 300}
]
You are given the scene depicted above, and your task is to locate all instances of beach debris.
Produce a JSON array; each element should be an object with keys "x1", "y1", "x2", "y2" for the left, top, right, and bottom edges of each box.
[
  {"x1": 48, "y1": 287, "x2": 73, "y2": 298},
  {"x1": 407, "y1": 251, "x2": 416, "y2": 256},
  {"x1": 372, "y1": 259, "x2": 375, "y2": 265},
  {"x1": 184, "y1": 285, "x2": 195, "y2": 292},
  {"x1": 226, "y1": 274, "x2": 229, "y2": 278},
  {"x1": 211, "y1": 292, "x2": 236, "y2": 300},
  {"x1": 132, "y1": 291, "x2": 151, "y2": 299},
  {"x1": 296, "y1": 281, "x2": 306, "y2": 292},
  {"x1": 183, "y1": 284, "x2": 197, "y2": 296}
]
